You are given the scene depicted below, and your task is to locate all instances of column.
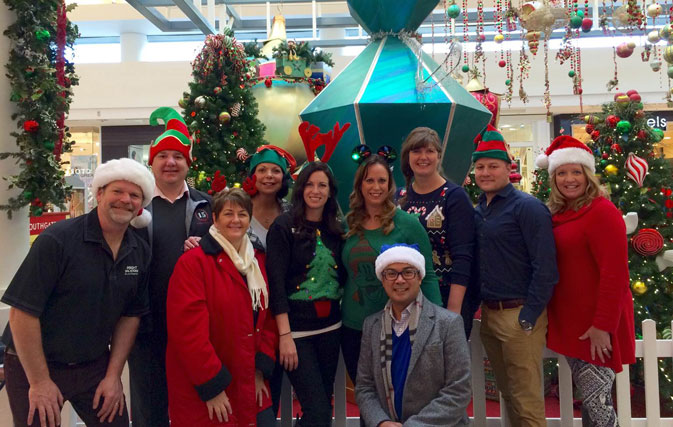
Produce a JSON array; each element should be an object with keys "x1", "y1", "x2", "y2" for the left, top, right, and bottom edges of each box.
[{"x1": 120, "y1": 32, "x2": 147, "y2": 62}]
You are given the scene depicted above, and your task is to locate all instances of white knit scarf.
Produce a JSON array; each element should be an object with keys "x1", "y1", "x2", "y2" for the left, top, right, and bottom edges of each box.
[{"x1": 209, "y1": 225, "x2": 268, "y2": 311}]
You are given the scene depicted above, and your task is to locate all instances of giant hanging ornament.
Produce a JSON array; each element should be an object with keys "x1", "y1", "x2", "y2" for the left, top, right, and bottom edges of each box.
[
  {"x1": 616, "y1": 42, "x2": 635, "y2": 58},
  {"x1": 581, "y1": 18, "x2": 593, "y2": 32},
  {"x1": 648, "y1": 30, "x2": 662, "y2": 44},
  {"x1": 647, "y1": 2, "x2": 662, "y2": 18},
  {"x1": 631, "y1": 280, "x2": 647, "y2": 295},
  {"x1": 663, "y1": 46, "x2": 673, "y2": 64},
  {"x1": 625, "y1": 152, "x2": 648, "y2": 186},
  {"x1": 631, "y1": 228, "x2": 664, "y2": 256},
  {"x1": 447, "y1": 2, "x2": 461, "y2": 18}
]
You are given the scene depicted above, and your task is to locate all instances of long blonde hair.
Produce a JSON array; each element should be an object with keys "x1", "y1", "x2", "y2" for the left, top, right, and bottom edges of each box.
[
  {"x1": 399, "y1": 127, "x2": 444, "y2": 206},
  {"x1": 345, "y1": 155, "x2": 397, "y2": 238},
  {"x1": 548, "y1": 164, "x2": 607, "y2": 215}
]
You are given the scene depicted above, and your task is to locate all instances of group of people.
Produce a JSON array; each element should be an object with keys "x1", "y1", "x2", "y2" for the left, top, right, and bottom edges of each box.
[{"x1": 0, "y1": 108, "x2": 636, "y2": 427}]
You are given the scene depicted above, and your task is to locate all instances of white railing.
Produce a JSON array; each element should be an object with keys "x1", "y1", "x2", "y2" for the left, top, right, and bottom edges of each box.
[{"x1": 64, "y1": 318, "x2": 672, "y2": 426}]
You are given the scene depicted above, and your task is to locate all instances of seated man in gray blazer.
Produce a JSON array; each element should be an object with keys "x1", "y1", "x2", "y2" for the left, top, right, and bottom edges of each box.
[{"x1": 355, "y1": 243, "x2": 472, "y2": 427}]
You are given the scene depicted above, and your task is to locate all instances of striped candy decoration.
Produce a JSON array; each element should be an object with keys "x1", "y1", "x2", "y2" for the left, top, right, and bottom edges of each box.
[{"x1": 625, "y1": 152, "x2": 649, "y2": 187}]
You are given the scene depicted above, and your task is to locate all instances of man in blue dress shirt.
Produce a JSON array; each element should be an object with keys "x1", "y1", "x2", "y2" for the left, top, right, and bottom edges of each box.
[{"x1": 472, "y1": 125, "x2": 559, "y2": 427}]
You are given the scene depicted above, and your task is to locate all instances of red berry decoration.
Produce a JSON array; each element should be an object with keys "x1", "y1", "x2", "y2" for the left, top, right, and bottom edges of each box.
[
  {"x1": 611, "y1": 143, "x2": 623, "y2": 154},
  {"x1": 585, "y1": 124, "x2": 595, "y2": 134},
  {"x1": 23, "y1": 120, "x2": 39, "y2": 132},
  {"x1": 631, "y1": 228, "x2": 664, "y2": 256},
  {"x1": 591, "y1": 130, "x2": 600, "y2": 141},
  {"x1": 637, "y1": 130, "x2": 648, "y2": 141},
  {"x1": 606, "y1": 115, "x2": 620, "y2": 128}
]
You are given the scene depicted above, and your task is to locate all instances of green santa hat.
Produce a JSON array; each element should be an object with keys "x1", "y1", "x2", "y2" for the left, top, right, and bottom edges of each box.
[
  {"x1": 149, "y1": 107, "x2": 193, "y2": 165},
  {"x1": 471, "y1": 124, "x2": 511, "y2": 163}
]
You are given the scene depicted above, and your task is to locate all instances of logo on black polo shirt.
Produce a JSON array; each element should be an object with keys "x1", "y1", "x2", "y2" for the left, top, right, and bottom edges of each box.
[
  {"x1": 195, "y1": 208, "x2": 209, "y2": 222},
  {"x1": 125, "y1": 265, "x2": 139, "y2": 276}
]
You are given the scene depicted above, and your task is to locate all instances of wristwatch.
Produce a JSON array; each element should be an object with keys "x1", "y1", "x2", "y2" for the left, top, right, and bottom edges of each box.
[{"x1": 519, "y1": 319, "x2": 534, "y2": 331}]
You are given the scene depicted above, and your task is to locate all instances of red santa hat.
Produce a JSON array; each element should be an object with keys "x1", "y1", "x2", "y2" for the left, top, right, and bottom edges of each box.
[{"x1": 535, "y1": 135, "x2": 595, "y2": 175}]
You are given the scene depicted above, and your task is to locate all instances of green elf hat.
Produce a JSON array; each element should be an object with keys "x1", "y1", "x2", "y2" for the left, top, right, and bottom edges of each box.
[
  {"x1": 248, "y1": 145, "x2": 297, "y2": 176},
  {"x1": 471, "y1": 124, "x2": 511, "y2": 163},
  {"x1": 148, "y1": 107, "x2": 193, "y2": 165}
]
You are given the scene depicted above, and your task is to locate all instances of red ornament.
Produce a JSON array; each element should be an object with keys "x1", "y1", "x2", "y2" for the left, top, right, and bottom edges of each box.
[
  {"x1": 668, "y1": 212, "x2": 672, "y2": 218},
  {"x1": 264, "y1": 78, "x2": 272, "y2": 88},
  {"x1": 23, "y1": 120, "x2": 39, "y2": 132},
  {"x1": 667, "y1": 189, "x2": 672, "y2": 197},
  {"x1": 498, "y1": 60, "x2": 506, "y2": 68},
  {"x1": 629, "y1": 93, "x2": 642, "y2": 103},
  {"x1": 591, "y1": 130, "x2": 600, "y2": 141},
  {"x1": 576, "y1": 87, "x2": 583, "y2": 95},
  {"x1": 585, "y1": 124, "x2": 595, "y2": 134},
  {"x1": 666, "y1": 199, "x2": 673, "y2": 209},
  {"x1": 606, "y1": 115, "x2": 620, "y2": 128},
  {"x1": 637, "y1": 130, "x2": 648, "y2": 141},
  {"x1": 631, "y1": 228, "x2": 664, "y2": 256},
  {"x1": 606, "y1": 136, "x2": 614, "y2": 144},
  {"x1": 611, "y1": 143, "x2": 623, "y2": 154},
  {"x1": 602, "y1": 152, "x2": 609, "y2": 159}
]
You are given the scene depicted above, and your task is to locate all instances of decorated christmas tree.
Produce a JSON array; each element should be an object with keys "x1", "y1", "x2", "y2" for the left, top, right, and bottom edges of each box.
[
  {"x1": 0, "y1": 0, "x2": 79, "y2": 218},
  {"x1": 181, "y1": 31, "x2": 265, "y2": 190},
  {"x1": 531, "y1": 168, "x2": 551, "y2": 202},
  {"x1": 536, "y1": 89, "x2": 673, "y2": 410},
  {"x1": 289, "y1": 230, "x2": 342, "y2": 301}
]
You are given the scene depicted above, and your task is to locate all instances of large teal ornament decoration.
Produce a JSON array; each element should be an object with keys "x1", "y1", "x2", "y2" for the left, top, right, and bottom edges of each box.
[{"x1": 300, "y1": 0, "x2": 492, "y2": 210}]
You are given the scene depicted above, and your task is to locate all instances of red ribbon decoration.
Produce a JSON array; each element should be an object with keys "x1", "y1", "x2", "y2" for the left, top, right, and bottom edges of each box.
[{"x1": 55, "y1": 0, "x2": 67, "y2": 161}]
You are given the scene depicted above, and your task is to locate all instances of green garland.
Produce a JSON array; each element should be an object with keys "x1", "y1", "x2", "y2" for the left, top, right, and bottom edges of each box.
[
  {"x1": 0, "y1": 0, "x2": 79, "y2": 218},
  {"x1": 271, "y1": 40, "x2": 335, "y2": 67}
]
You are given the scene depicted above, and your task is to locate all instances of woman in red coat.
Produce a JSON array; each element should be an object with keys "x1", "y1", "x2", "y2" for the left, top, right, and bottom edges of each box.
[
  {"x1": 536, "y1": 136, "x2": 635, "y2": 426},
  {"x1": 166, "y1": 188, "x2": 278, "y2": 426}
]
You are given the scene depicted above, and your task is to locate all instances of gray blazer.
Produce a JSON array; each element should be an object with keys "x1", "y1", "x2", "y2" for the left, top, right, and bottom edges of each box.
[{"x1": 355, "y1": 296, "x2": 472, "y2": 427}]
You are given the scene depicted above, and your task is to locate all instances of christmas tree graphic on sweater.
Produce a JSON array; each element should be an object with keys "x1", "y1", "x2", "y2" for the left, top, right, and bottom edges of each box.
[{"x1": 289, "y1": 230, "x2": 342, "y2": 301}]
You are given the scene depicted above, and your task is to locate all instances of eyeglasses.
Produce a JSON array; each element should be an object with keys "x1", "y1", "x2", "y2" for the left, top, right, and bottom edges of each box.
[{"x1": 382, "y1": 268, "x2": 419, "y2": 282}]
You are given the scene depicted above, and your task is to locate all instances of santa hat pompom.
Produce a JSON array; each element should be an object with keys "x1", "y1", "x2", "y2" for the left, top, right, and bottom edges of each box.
[
  {"x1": 535, "y1": 153, "x2": 549, "y2": 169},
  {"x1": 130, "y1": 209, "x2": 152, "y2": 228}
]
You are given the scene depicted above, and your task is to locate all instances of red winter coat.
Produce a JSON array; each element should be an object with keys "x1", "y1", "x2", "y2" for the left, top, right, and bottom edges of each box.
[
  {"x1": 547, "y1": 196, "x2": 635, "y2": 372},
  {"x1": 166, "y1": 233, "x2": 278, "y2": 426}
]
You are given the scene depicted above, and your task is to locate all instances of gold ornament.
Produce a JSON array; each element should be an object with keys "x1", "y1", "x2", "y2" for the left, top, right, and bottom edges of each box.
[
  {"x1": 631, "y1": 280, "x2": 647, "y2": 295},
  {"x1": 604, "y1": 164, "x2": 619, "y2": 176},
  {"x1": 494, "y1": 34, "x2": 505, "y2": 43}
]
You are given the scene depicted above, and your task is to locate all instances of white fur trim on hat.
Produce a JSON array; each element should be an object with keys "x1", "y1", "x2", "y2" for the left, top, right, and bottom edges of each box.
[
  {"x1": 92, "y1": 158, "x2": 156, "y2": 228},
  {"x1": 92, "y1": 158, "x2": 155, "y2": 207},
  {"x1": 547, "y1": 147, "x2": 595, "y2": 175},
  {"x1": 375, "y1": 244, "x2": 426, "y2": 281}
]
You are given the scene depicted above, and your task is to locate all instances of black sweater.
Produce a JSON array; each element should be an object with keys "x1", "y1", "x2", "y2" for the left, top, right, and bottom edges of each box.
[{"x1": 266, "y1": 213, "x2": 346, "y2": 332}]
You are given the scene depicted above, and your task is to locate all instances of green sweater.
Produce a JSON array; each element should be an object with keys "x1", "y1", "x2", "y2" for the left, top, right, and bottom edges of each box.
[{"x1": 341, "y1": 209, "x2": 442, "y2": 330}]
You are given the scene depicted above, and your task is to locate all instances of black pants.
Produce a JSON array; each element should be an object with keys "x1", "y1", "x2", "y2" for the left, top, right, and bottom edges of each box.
[
  {"x1": 128, "y1": 332, "x2": 169, "y2": 427},
  {"x1": 4, "y1": 351, "x2": 129, "y2": 427},
  {"x1": 285, "y1": 329, "x2": 341, "y2": 427},
  {"x1": 269, "y1": 357, "x2": 284, "y2": 417},
  {"x1": 439, "y1": 284, "x2": 478, "y2": 340},
  {"x1": 340, "y1": 326, "x2": 362, "y2": 386}
]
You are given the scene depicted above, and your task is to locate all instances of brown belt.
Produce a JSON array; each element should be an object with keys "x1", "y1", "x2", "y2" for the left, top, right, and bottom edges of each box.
[{"x1": 483, "y1": 299, "x2": 526, "y2": 310}]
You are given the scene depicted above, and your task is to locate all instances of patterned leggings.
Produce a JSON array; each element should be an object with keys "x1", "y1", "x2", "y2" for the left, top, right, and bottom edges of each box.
[{"x1": 566, "y1": 357, "x2": 618, "y2": 427}]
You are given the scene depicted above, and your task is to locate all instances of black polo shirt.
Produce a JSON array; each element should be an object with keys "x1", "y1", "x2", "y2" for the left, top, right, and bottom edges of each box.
[{"x1": 1, "y1": 208, "x2": 150, "y2": 364}]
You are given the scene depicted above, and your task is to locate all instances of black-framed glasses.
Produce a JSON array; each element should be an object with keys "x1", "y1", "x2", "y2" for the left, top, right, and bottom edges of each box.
[{"x1": 382, "y1": 268, "x2": 419, "y2": 282}]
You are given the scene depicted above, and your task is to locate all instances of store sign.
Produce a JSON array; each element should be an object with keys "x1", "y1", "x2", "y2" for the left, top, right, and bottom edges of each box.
[
  {"x1": 29, "y1": 212, "x2": 69, "y2": 244},
  {"x1": 647, "y1": 116, "x2": 668, "y2": 130}
]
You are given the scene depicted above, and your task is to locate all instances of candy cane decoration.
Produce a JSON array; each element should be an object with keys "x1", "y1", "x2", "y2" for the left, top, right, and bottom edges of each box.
[{"x1": 625, "y1": 152, "x2": 648, "y2": 187}]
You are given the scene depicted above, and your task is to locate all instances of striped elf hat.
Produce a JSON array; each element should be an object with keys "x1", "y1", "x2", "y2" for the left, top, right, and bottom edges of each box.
[
  {"x1": 148, "y1": 107, "x2": 193, "y2": 165},
  {"x1": 471, "y1": 124, "x2": 510, "y2": 163}
]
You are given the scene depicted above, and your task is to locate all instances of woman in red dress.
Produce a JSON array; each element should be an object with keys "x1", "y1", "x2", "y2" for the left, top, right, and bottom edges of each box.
[
  {"x1": 536, "y1": 136, "x2": 635, "y2": 426},
  {"x1": 166, "y1": 188, "x2": 278, "y2": 426}
]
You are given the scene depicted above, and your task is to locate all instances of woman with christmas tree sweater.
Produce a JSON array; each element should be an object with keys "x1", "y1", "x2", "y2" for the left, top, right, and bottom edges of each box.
[
  {"x1": 341, "y1": 155, "x2": 442, "y2": 385},
  {"x1": 397, "y1": 127, "x2": 477, "y2": 338},
  {"x1": 266, "y1": 162, "x2": 346, "y2": 427}
]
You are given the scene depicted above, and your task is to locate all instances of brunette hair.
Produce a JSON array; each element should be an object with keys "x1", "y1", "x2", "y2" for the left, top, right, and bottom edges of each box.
[
  {"x1": 290, "y1": 162, "x2": 343, "y2": 237},
  {"x1": 399, "y1": 127, "x2": 444, "y2": 206},
  {"x1": 548, "y1": 164, "x2": 607, "y2": 215},
  {"x1": 345, "y1": 155, "x2": 396, "y2": 238},
  {"x1": 250, "y1": 162, "x2": 292, "y2": 200},
  {"x1": 213, "y1": 188, "x2": 253, "y2": 219}
]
